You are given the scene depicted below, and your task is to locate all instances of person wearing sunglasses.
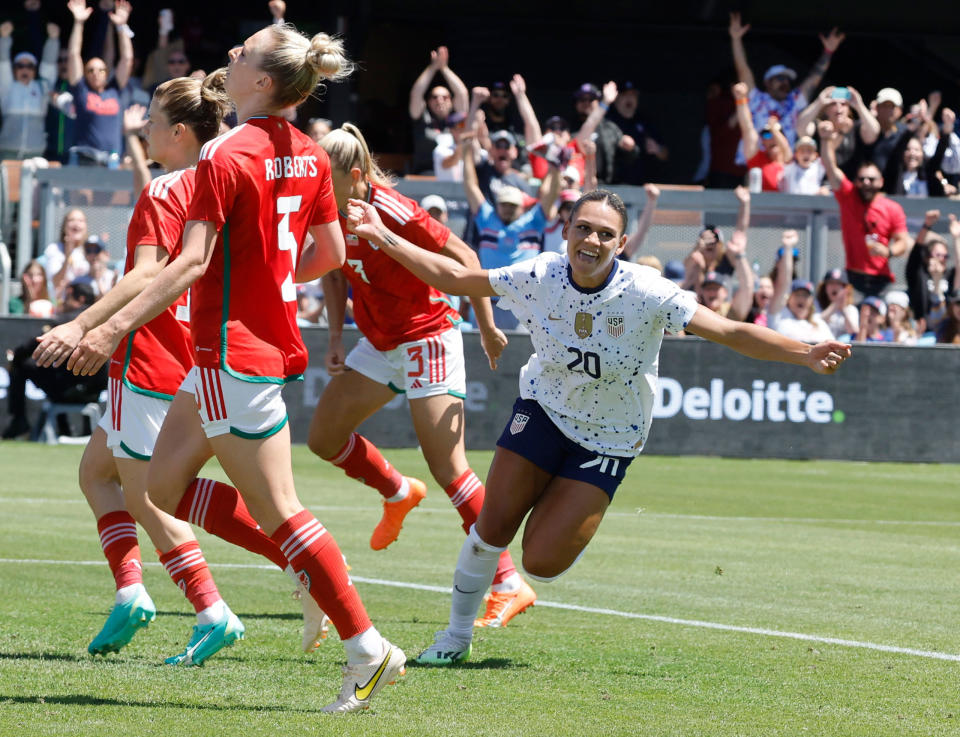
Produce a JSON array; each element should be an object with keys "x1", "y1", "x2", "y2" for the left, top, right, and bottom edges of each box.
[
  {"x1": 407, "y1": 45, "x2": 468, "y2": 174},
  {"x1": 0, "y1": 19, "x2": 60, "y2": 159},
  {"x1": 819, "y1": 119, "x2": 910, "y2": 298}
]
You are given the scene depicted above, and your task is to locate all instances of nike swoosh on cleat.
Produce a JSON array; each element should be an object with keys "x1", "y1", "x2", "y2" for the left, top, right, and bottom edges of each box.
[
  {"x1": 454, "y1": 585, "x2": 479, "y2": 594},
  {"x1": 354, "y1": 650, "x2": 393, "y2": 701}
]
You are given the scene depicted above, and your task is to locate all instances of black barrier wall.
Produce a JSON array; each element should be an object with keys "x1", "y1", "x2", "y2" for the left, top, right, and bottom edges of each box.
[{"x1": 2, "y1": 318, "x2": 957, "y2": 463}]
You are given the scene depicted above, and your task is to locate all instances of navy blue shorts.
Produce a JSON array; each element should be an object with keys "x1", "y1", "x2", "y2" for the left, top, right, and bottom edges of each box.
[{"x1": 496, "y1": 397, "x2": 633, "y2": 500}]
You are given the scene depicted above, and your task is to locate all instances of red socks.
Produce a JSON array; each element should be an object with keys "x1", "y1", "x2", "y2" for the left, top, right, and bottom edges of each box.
[
  {"x1": 158, "y1": 540, "x2": 221, "y2": 613},
  {"x1": 271, "y1": 509, "x2": 371, "y2": 640},
  {"x1": 96, "y1": 511, "x2": 143, "y2": 589},
  {"x1": 445, "y1": 470, "x2": 517, "y2": 586},
  {"x1": 176, "y1": 478, "x2": 288, "y2": 570},
  {"x1": 329, "y1": 433, "x2": 403, "y2": 499}
]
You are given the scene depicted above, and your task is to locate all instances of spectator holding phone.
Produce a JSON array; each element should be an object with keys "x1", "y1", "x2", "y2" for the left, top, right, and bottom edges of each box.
[
  {"x1": 729, "y1": 11, "x2": 844, "y2": 163},
  {"x1": 819, "y1": 119, "x2": 910, "y2": 297},
  {"x1": 796, "y1": 85, "x2": 879, "y2": 178}
]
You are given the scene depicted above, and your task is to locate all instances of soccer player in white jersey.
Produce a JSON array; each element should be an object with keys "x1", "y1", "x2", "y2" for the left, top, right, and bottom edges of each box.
[{"x1": 343, "y1": 189, "x2": 852, "y2": 665}]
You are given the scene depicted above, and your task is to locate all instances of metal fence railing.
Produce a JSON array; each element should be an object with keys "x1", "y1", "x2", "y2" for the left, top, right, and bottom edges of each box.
[{"x1": 5, "y1": 165, "x2": 960, "y2": 316}]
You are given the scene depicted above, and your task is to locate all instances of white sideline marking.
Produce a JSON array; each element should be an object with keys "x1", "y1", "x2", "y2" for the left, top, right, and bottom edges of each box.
[
  {"x1": 2, "y1": 557, "x2": 958, "y2": 663},
  {"x1": 5, "y1": 496, "x2": 960, "y2": 528}
]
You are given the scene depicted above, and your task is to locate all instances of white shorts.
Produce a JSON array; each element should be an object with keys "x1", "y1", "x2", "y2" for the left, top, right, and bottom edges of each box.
[
  {"x1": 98, "y1": 377, "x2": 170, "y2": 460},
  {"x1": 345, "y1": 328, "x2": 466, "y2": 399},
  {"x1": 188, "y1": 366, "x2": 288, "y2": 439}
]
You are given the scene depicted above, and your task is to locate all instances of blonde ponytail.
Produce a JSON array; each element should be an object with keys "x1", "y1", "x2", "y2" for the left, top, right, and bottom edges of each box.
[{"x1": 319, "y1": 122, "x2": 394, "y2": 187}]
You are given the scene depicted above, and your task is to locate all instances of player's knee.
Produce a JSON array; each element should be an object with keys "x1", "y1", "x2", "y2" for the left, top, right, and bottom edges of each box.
[
  {"x1": 146, "y1": 467, "x2": 180, "y2": 514},
  {"x1": 520, "y1": 551, "x2": 567, "y2": 582},
  {"x1": 307, "y1": 427, "x2": 340, "y2": 460}
]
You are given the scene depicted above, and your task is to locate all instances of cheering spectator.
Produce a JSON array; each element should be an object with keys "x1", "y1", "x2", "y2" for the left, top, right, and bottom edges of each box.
[
  {"x1": 882, "y1": 291, "x2": 917, "y2": 344},
  {"x1": 606, "y1": 80, "x2": 668, "y2": 185},
  {"x1": 815, "y1": 268, "x2": 859, "y2": 339},
  {"x1": 419, "y1": 194, "x2": 448, "y2": 225},
  {"x1": 882, "y1": 106, "x2": 953, "y2": 197},
  {"x1": 8, "y1": 260, "x2": 53, "y2": 317},
  {"x1": 867, "y1": 88, "x2": 906, "y2": 172},
  {"x1": 0, "y1": 18, "x2": 59, "y2": 159},
  {"x1": 768, "y1": 232, "x2": 834, "y2": 343},
  {"x1": 407, "y1": 45, "x2": 468, "y2": 174},
  {"x1": 729, "y1": 11, "x2": 844, "y2": 163},
  {"x1": 622, "y1": 183, "x2": 661, "y2": 260},
  {"x1": 819, "y1": 119, "x2": 910, "y2": 297},
  {"x1": 481, "y1": 80, "x2": 525, "y2": 143},
  {"x1": 905, "y1": 210, "x2": 960, "y2": 335},
  {"x1": 796, "y1": 85, "x2": 879, "y2": 178},
  {"x1": 701, "y1": 74, "x2": 747, "y2": 188},
  {"x1": 923, "y1": 92, "x2": 960, "y2": 188},
  {"x1": 683, "y1": 185, "x2": 751, "y2": 289},
  {"x1": 746, "y1": 275, "x2": 774, "y2": 326},
  {"x1": 461, "y1": 126, "x2": 559, "y2": 329},
  {"x1": 779, "y1": 136, "x2": 826, "y2": 194},
  {"x1": 733, "y1": 82, "x2": 791, "y2": 191},
  {"x1": 44, "y1": 207, "x2": 89, "y2": 296},
  {"x1": 65, "y1": 0, "x2": 133, "y2": 166},
  {"x1": 44, "y1": 42, "x2": 74, "y2": 163},
  {"x1": 72, "y1": 236, "x2": 117, "y2": 297},
  {"x1": 855, "y1": 296, "x2": 887, "y2": 342},
  {"x1": 695, "y1": 230, "x2": 754, "y2": 322},
  {"x1": 936, "y1": 291, "x2": 960, "y2": 344},
  {"x1": 542, "y1": 189, "x2": 580, "y2": 255},
  {"x1": 573, "y1": 81, "x2": 636, "y2": 184}
]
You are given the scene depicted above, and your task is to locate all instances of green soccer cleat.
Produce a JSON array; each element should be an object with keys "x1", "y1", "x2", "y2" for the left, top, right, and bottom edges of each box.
[
  {"x1": 414, "y1": 630, "x2": 472, "y2": 666},
  {"x1": 88, "y1": 586, "x2": 157, "y2": 656},
  {"x1": 165, "y1": 609, "x2": 245, "y2": 667}
]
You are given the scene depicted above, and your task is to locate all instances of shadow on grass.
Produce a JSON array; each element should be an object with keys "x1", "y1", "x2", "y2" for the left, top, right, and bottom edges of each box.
[
  {"x1": 406, "y1": 658, "x2": 519, "y2": 670},
  {"x1": 0, "y1": 694, "x2": 320, "y2": 713},
  {"x1": 0, "y1": 651, "x2": 85, "y2": 663}
]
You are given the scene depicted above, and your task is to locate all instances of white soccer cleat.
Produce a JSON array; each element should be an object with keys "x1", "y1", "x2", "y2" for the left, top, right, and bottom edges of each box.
[
  {"x1": 321, "y1": 639, "x2": 406, "y2": 713},
  {"x1": 292, "y1": 587, "x2": 330, "y2": 653}
]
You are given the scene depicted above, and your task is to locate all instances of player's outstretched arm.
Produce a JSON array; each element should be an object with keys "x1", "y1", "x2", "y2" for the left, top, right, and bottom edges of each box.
[
  {"x1": 346, "y1": 198, "x2": 496, "y2": 298},
  {"x1": 686, "y1": 305, "x2": 851, "y2": 375}
]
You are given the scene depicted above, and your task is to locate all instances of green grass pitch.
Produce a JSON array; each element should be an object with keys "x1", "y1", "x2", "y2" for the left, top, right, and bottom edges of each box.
[{"x1": 1, "y1": 443, "x2": 959, "y2": 736}]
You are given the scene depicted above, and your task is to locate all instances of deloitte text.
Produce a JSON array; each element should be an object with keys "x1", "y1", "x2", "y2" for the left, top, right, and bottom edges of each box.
[{"x1": 654, "y1": 378, "x2": 838, "y2": 424}]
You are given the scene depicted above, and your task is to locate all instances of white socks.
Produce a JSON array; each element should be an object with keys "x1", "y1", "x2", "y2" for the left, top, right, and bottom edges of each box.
[
  {"x1": 197, "y1": 598, "x2": 227, "y2": 625},
  {"x1": 343, "y1": 626, "x2": 384, "y2": 663},
  {"x1": 115, "y1": 582, "x2": 144, "y2": 605},
  {"x1": 448, "y1": 525, "x2": 506, "y2": 641}
]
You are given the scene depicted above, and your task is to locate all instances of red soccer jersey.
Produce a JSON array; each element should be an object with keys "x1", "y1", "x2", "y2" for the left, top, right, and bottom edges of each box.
[
  {"x1": 746, "y1": 150, "x2": 784, "y2": 192},
  {"x1": 834, "y1": 176, "x2": 907, "y2": 280},
  {"x1": 187, "y1": 117, "x2": 338, "y2": 381},
  {"x1": 338, "y1": 184, "x2": 460, "y2": 351},
  {"x1": 109, "y1": 168, "x2": 195, "y2": 398}
]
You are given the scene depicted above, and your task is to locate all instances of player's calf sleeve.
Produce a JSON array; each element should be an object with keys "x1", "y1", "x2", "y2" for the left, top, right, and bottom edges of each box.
[
  {"x1": 271, "y1": 509, "x2": 371, "y2": 640},
  {"x1": 328, "y1": 432, "x2": 403, "y2": 499},
  {"x1": 96, "y1": 511, "x2": 143, "y2": 589},
  {"x1": 449, "y1": 524, "x2": 506, "y2": 640},
  {"x1": 158, "y1": 540, "x2": 221, "y2": 613},
  {"x1": 176, "y1": 478, "x2": 288, "y2": 570}
]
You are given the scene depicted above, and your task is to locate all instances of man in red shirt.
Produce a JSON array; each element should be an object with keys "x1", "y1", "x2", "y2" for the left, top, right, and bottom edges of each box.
[{"x1": 819, "y1": 119, "x2": 910, "y2": 297}]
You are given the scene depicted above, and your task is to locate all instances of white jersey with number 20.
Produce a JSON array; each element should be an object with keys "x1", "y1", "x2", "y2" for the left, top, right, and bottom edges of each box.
[{"x1": 488, "y1": 252, "x2": 698, "y2": 456}]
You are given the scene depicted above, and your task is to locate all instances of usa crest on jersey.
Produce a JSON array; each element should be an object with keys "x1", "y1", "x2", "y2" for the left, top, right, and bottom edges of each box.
[
  {"x1": 510, "y1": 412, "x2": 531, "y2": 435},
  {"x1": 607, "y1": 314, "x2": 625, "y2": 338}
]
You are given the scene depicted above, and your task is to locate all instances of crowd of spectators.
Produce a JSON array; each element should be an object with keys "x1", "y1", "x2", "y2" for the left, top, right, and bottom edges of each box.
[{"x1": 1, "y1": 4, "x2": 960, "y2": 352}]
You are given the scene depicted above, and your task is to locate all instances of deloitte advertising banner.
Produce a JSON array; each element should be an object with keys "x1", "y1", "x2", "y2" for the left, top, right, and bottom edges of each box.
[
  {"x1": 285, "y1": 328, "x2": 960, "y2": 464},
  {"x1": 2, "y1": 318, "x2": 957, "y2": 462}
]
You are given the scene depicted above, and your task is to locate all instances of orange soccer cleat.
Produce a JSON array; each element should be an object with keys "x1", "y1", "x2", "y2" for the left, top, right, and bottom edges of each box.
[
  {"x1": 369, "y1": 478, "x2": 427, "y2": 550},
  {"x1": 474, "y1": 579, "x2": 537, "y2": 628}
]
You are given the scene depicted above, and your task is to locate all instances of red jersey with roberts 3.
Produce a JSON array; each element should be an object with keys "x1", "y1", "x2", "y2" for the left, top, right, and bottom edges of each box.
[{"x1": 187, "y1": 116, "x2": 339, "y2": 381}]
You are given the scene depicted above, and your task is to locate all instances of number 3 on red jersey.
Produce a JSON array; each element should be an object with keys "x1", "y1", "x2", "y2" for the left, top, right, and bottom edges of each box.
[{"x1": 277, "y1": 195, "x2": 301, "y2": 302}]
